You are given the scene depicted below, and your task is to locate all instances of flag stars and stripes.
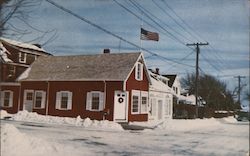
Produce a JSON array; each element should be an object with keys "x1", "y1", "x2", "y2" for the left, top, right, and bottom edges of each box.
[{"x1": 140, "y1": 28, "x2": 159, "y2": 41}]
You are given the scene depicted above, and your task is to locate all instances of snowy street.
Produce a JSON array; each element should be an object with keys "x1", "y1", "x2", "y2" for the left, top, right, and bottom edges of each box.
[{"x1": 1, "y1": 112, "x2": 249, "y2": 156}]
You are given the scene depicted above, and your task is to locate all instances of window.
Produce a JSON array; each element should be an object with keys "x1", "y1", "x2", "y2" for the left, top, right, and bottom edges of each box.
[
  {"x1": 56, "y1": 91, "x2": 72, "y2": 110},
  {"x1": 34, "y1": 91, "x2": 46, "y2": 109},
  {"x1": 135, "y1": 62, "x2": 143, "y2": 81},
  {"x1": 86, "y1": 91, "x2": 104, "y2": 111},
  {"x1": 19, "y1": 52, "x2": 27, "y2": 63},
  {"x1": 131, "y1": 90, "x2": 140, "y2": 114},
  {"x1": 0, "y1": 91, "x2": 13, "y2": 107},
  {"x1": 26, "y1": 92, "x2": 33, "y2": 100},
  {"x1": 8, "y1": 65, "x2": 16, "y2": 77},
  {"x1": 141, "y1": 91, "x2": 148, "y2": 113},
  {"x1": 131, "y1": 90, "x2": 149, "y2": 114}
]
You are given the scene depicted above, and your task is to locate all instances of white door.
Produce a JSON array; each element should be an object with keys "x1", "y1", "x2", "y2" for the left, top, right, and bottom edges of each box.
[
  {"x1": 113, "y1": 91, "x2": 128, "y2": 122},
  {"x1": 23, "y1": 90, "x2": 34, "y2": 112},
  {"x1": 158, "y1": 99, "x2": 163, "y2": 120}
]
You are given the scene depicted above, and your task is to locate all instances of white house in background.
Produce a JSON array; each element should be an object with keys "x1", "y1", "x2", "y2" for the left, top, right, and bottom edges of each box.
[{"x1": 148, "y1": 70, "x2": 173, "y2": 121}]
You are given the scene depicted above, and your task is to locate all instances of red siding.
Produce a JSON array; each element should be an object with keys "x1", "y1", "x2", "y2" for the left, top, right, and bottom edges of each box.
[
  {"x1": 21, "y1": 81, "x2": 123, "y2": 120},
  {"x1": 1, "y1": 85, "x2": 20, "y2": 114},
  {"x1": 126, "y1": 66, "x2": 149, "y2": 122}
]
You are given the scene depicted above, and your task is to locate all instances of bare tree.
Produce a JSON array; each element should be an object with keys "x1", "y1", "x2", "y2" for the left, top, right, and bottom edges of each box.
[{"x1": 0, "y1": 0, "x2": 57, "y2": 45}]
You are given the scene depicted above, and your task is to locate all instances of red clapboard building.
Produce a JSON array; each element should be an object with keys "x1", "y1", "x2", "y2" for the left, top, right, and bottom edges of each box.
[
  {"x1": 0, "y1": 38, "x2": 51, "y2": 114},
  {"x1": 18, "y1": 50, "x2": 150, "y2": 122}
]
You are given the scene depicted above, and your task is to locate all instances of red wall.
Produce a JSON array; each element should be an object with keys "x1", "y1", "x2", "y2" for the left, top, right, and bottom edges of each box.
[
  {"x1": 20, "y1": 81, "x2": 123, "y2": 120},
  {"x1": 1, "y1": 85, "x2": 20, "y2": 114},
  {"x1": 126, "y1": 67, "x2": 149, "y2": 122}
]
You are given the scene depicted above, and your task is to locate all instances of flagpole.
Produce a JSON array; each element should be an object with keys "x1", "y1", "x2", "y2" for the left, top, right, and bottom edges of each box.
[{"x1": 140, "y1": 12, "x2": 143, "y2": 52}]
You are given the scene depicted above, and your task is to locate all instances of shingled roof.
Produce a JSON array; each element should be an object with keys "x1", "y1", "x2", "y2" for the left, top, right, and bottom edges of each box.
[
  {"x1": 21, "y1": 52, "x2": 142, "y2": 81},
  {"x1": 162, "y1": 75, "x2": 177, "y2": 87}
]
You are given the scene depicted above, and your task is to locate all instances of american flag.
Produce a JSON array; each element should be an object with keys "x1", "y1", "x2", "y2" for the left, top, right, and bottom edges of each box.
[{"x1": 140, "y1": 28, "x2": 159, "y2": 41}]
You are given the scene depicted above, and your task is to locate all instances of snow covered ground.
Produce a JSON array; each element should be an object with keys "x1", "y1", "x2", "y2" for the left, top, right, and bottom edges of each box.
[{"x1": 1, "y1": 111, "x2": 249, "y2": 156}]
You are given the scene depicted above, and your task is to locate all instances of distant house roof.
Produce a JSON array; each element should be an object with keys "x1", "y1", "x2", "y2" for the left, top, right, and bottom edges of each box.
[
  {"x1": 0, "y1": 37, "x2": 51, "y2": 56},
  {"x1": 149, "y1": 71, "x2": 172, "y2": 93},
  {"x1": 163, "y1": 75, "x2": 177, "y2": 87},
  {"x1": 21, "y1": 52, "x2": 143, "y2": 81}
]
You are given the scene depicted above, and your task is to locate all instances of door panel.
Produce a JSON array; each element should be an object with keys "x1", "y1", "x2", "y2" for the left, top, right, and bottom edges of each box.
[
  {"x1": 114, "y1": 91, "x2": 128, "y2": 122},
  {"x1": 158, "y1": 100, "x2": 163, "y2": 120},
  {"x1": 23, "y1": 90, "x2": 34, "y2": 112}
]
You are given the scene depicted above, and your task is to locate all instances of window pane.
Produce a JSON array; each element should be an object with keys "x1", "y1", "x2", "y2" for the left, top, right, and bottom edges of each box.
[
  {"x1": 26, "y1": 92, "x2": 33, "y2": 100},
  {"x1": 35, "y1": 92, "x2": 42, "y2": 108},
  {"x1": 141, "y1": 96, "x2": 147, "y2": 113},
  {"x1": 92, "y1": 93, "x2": 99, "y2": 110},
  {"x1": 4, "y1": 92, "x2": 10, "y2": 107},
  {"x1": 61, "y1": 93, "x2": 68, "y2": 109},
  {"x1": 132, "y1": 96, "x2": 139, "y2": 113},
  {"x1": 137, "y1": 63, "x2": 142, "y2": 80},
  {"x1": 20, "y1": 53, "x2": 26, "y2": 62}
]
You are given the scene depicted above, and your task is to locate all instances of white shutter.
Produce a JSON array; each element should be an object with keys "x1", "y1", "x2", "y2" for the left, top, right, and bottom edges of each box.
[
  {"x1": 41, "y1": 91, "x2": 46, "y2": 109},
  {"x1": 67, "y1": 92, "x2": 72, "y2": 110},
  {"x1": 56, "y1": 92, "x2": 61, "y2": 109},
  {"x1": 0, "y1": 91, "x2": 4, "y2": 107},
  {"x1": 86, "y1": 92, "x2": 92, "y2": 111},
  {"x1": 99, "y1": 92, "x2": 104, "y2": 111},
  {"x1": 9, "y1": 91, "x2": 13, "y2": 107}
]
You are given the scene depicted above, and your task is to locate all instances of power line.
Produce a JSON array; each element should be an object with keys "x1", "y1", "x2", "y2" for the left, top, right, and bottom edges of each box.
[
  {"x1": 200, "y1": 53, "x2": 222, "y2": 72},
  {"x1": 166, "y1": 50, "x2": 195, "y2": 70},
  {"x1": 128, "y1": 0, "x2": 193, "y2": 43},
  {"x1": 151, "y1": 0, "x2": 199, "y2": 42},
  {"x1": 161, "y1": 0, "x2": 207, "y2": 43},
  {"x1": 114, "y1": 0, "x2": 191, "y2": 49},
  {"x1": 45, "y1": 0, "x2": 195, "y2": 68}
]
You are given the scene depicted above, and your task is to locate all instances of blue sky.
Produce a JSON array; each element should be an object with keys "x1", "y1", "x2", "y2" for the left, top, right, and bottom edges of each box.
[{"x1": 5, "y1": 0, "x2": 249, "y2": 107}]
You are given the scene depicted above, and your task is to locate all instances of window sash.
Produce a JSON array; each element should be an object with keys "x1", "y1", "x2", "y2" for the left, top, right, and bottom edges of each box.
[
  {"x1": 19, "y1": 52, "x2": 27, "y2": 63},
  {"x1": 4, "y1": 92, "x2": 10, "y2": 107},
  {"x1": 132, "y1": 95, "x2": 139, "y2": 113},
  {"x1": 1, "y1": 91, "x2": 13, "y2": 107},
  {"x1": 86, "y1": 91, "x2": 104, "y2": 111},
  {"x1": 135, "y1": 62, "x2": 143, "y2": 81},
  {"x1": 56, "y1": 91, "x2": 72, "y2": 110}
]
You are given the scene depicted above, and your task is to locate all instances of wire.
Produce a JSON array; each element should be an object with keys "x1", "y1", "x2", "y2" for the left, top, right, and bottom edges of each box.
[
  {"x1": 128, "y1": 0, "x2": 193, "y2": 43},
  {"x1": 151, "y1": 0, "x2": 198, "y2": 42},
  {"x1": 45, "y1": 0, "x2": 195, "y2": 68},
  {"x1": 161, "y1": 0, "x2": 207, "y2": 43},
  {"x1": 114, "y1": 0, "x2": 192, "y2": 49}
]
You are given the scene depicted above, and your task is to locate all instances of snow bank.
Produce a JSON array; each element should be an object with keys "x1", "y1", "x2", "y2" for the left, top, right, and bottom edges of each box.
[
  {"x1": 1, "y1": 110, "x2": 123, "y2": 131},
  {"x1": 0, "y1": 110, "x2": 12, "y2": 119},
  {"x1": 1, "y1": 124, "x2": 57, "y2": 156},
  {"x1": 222, "y1": 116, "x2": 238, "y2": 123},
  {"x1": 155, "y1": 118, "x2": 221, "y2": 132},
  {"x1": 1, "y1": 124, "x2": 94, "y2": 156}
]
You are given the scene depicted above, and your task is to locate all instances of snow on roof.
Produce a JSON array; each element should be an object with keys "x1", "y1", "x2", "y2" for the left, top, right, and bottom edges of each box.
[
  {"x1": 149, "y1": 71, "x2": 172, "y2": 93},
  {"x1": 0, "y1": 37, "x2": 46, "y2": 52},
  {"x1": 0, "y1": 42, "x2": 12, "y2": 63},
  {"x1": 22, "y1": 52, "x2": 142, "y2": 81}
]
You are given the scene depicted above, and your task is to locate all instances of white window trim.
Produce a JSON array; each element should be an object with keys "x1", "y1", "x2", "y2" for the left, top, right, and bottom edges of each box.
[
  {"x1": 131, "y1": 90, "x2": 140, "y2": 114},
  {"x1": 55, "y1": 91, "x2": 72, "y2": 110},
  {"x1": 19, "y1": 52, "x2": 27, "y2": 63},
  {"x1": 140, "y1": 91, "x2": 148, "y2": 114},
  {"x1": 34, "y1": 91, "x2": 46, "y2": 109},
  {"x1": 135, "y1": 62, "x2": 143, "y2": 81},
  {"x1": 0, "y1": 90, "x2": 13, "y2": 108},
  {"x1": 86, "y1": 91, "x2": 104, "y2": 112}
]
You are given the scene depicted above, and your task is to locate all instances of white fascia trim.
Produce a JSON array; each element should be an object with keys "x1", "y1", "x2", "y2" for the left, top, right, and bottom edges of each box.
[{"x1": 0, "y1": 82, "x2": 20, "y2": 86}]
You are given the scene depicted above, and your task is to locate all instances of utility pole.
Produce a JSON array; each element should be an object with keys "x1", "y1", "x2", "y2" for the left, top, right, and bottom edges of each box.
[
  {"x1": 234, "y1": 75, "x2": 246, "y2": 105},
  {"x1": 186, "y1": 42, "x2": 209, "y2": 118}
]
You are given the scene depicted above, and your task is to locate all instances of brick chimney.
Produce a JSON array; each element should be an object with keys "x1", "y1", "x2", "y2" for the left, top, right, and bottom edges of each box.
[
  {"x1": 103, "y1": 49, "x2": 110, "y2": 54},
  {"x1": 155, "y1": 68, "x2": 159, "y2": 75}
]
